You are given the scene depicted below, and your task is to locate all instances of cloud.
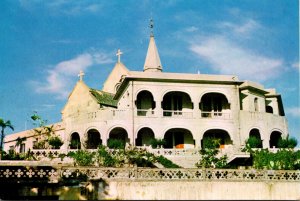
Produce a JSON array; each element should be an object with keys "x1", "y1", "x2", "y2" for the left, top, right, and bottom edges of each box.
[
  {"x1": 19, "y1": 0, "x2": 103, "y2": 15},
  {"x1": 292, "y1": 62, "x2": 299, "y2": 70},
  {"x1": 31, "y1": 51, "x2": 113, "y2": 99},
  {"x1": 190, "y1": 36, "x2": 284, "y2": 81},
  {"x1": 286, "y1": 107, "x2": 300, "y2": 117},
  {"x1": 218, "y1": 19, "x2": 260, "y2": 36},
  {"x1": 185, "y1": 26, "x2": 198, "y2": 33}
]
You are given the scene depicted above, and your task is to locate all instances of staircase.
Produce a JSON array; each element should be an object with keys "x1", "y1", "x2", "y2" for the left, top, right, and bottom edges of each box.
[{"x1": 164, "y1": 155, "x2": 201, "y2": 168}]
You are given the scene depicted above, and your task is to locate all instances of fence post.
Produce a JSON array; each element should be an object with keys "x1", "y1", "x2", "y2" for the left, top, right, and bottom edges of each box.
[
  {"x1": 134, "y1": 165, "x2": 138, "y2": 180},
  {"x1": 202, "y1": 167, "x2": 206, "y2": 181}
]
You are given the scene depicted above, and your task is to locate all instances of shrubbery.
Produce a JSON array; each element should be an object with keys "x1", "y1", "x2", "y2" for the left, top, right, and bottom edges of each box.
[
  {"x1": 251, "y1": 149, "x2": 300, "y2": 170},
  {"x1": 246, "y1": 136, "x2": 262, "y2": 148},
  {"x1": 48, "y1": 136, "x2": 63, "y2": 149},
  {"x1": 278, "y1": 137, "x2": 298, "y2": 148},
  {"x1": 107, "y1": 139, "x2": 125, "y2": 149},
  {"x1": 150, "y1": 138, "x2": 166, "y2": 148},
  {"x1": 67, "y1": 144, "x2": 180, "y2": 168},
  {"x1": 196, "y1": 137, "x2": 229, "y2": 169}
]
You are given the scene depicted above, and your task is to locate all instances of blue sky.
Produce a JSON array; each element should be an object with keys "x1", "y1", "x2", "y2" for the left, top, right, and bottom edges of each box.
[{"x1": 0, "y1": 0, "x2": 299, "y2": 143}]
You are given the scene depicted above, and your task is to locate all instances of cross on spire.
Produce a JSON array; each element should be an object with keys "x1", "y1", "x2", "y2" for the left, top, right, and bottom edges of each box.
[
  {"x1": 116, "y1": 49, "x2": 123, "y2": 63},
  {"x1": 78, "y1": 70, "x2": 85, "y2": 81},
  {"x1": 149, "y1": 18, "x2": 154, "y2": 37}
]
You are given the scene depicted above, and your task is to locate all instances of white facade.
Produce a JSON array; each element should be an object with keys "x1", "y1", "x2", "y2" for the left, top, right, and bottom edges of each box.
[{"x1": 4, "y1": 34, "x2": 289, "y2": 154}]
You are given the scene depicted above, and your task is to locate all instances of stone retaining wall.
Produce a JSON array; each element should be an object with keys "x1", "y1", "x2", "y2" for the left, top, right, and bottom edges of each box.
[{"x1": 105, "y1": 180, "x2": 300, "y2": 200}]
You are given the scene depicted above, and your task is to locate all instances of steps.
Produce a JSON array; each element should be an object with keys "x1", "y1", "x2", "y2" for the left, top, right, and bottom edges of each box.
[{"x1": 164, "y1": 155, "x2": 201, "y2": 168}]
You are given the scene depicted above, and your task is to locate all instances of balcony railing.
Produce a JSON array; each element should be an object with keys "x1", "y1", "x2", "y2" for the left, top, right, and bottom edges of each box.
[
  {"x1": 136, "y1": 109, "x2": 155, "y2": 117},
  {"x1": 201, "y1": 111, "x2": 231, "y2": 119},
  {"x1": 163, "y1": 110, "x2": 193, "y2": 118}
]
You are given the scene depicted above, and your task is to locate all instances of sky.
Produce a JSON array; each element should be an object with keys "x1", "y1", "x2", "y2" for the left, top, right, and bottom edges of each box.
[{"x1": 0, "y1": 0, "x2": 299, "y2": 144}]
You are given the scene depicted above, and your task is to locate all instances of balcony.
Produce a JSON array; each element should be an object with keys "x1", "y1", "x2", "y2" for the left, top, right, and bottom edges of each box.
[
  {"x1": 201, "y1": 111, "x2": 231, "y2": 119},
  {"x1": 163, "y1": 110, "x2": 193, "y2": 118},
  {"x1": 136, "y1": 109, "x2": 155, "y2": 117}
]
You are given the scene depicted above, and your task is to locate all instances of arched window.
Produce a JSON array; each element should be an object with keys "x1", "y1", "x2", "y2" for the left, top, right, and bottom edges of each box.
[{"x1": 254, "y1": 98, "x2": 258, "y2": 112}]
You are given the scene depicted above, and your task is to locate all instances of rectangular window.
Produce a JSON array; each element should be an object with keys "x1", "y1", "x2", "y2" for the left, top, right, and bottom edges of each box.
[{"x1": 20, "y1": 143, "x2": 25, "y2": 153}]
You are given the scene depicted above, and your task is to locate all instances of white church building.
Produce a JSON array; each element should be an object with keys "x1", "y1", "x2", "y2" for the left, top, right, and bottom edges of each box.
[{"x1": 4, "y1": 28, "x2": 289, "y2": 159}]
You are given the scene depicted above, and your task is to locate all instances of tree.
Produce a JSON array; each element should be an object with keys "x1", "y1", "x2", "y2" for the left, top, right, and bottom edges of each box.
[
  {"x1": 278, "y1": 136, "x2": 298, "y2": 148},
  {"x1": 15, "y1": 137, "x2": 26, "y2": 152},
  {"x1": 30, "y1": 112, "x2": 63, "y2": 149},
  {"x1": 245, "y1": 136, "x2": 262, "y2": 149},
  {"x1": 196, "y1": 137, "x2": 228, "y2": 168},
  {"x1": 0, "y1": 118, "x2": 14, "y2": 160}
]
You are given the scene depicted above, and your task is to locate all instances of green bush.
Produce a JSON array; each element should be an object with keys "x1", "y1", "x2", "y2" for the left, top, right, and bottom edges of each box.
[
  {"x1": 150, "y1": 138, "x2": 166, "y2": 148},
  {"x1": 48, "y1": 136, "x2": 63, "y2": 149},
  {"x1": 70, "y1": 139, "x2": 81, "y2": 149},
  {"x1": 202, "y1": 137, "x2": 220, "y2": 149},
  {"x1": 246, "y1": 136, "x2": 262, "y2": 148},
  {"x1": 97, "y1": 145, "x2": 117, "y2": 167},
  {"x1": 107, "y1": 139, "x2": 125, "y2": 149},
  {"x1": 252, "y1": 149, "x2": 300, "y2": 170},
  {"x1": 68, "y1": 150, "x2": 94, "y2": 166},
  {"x1": 156, "y1": 155, "x2": 181, "y2": 168},
  {"x1": 278, "y1": 137, "x2": 298, "y2": 148}
]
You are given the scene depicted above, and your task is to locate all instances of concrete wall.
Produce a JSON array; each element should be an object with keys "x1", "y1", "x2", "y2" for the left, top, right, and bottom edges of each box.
[{"x1": 105, "y1": 180, "x2": 300, "y2": 200}]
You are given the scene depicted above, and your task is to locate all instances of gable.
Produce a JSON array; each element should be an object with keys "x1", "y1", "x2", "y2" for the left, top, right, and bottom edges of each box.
[
  {"x1": 61, "y1": 81, "x2": 99, "y2": 118},
  {"x1": 102, "y1": 62, "x2": 129, "y2": 94}
]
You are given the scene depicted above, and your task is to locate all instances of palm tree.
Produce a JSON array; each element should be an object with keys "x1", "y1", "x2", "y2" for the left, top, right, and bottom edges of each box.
[{"x1": 0, "y1": 118, "x2": 14, "y2": 160}]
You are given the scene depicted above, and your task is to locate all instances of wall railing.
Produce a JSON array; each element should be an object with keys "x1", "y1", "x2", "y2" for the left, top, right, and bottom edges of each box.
[{"x1": 0, "y1": 166, "x2": 299, "y2": 182}]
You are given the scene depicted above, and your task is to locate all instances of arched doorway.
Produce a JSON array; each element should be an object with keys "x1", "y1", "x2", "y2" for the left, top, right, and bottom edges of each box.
[
  {"x1": 136, "y1": 90, "x2": 155, "y2": 116},
  {"x1": 108, "y1": 127, "x2": 128, "y2": 148},
  {"x1": 202, "y1": 129, "x2": 232, "y2": 149},
  {"x1": 249, "y1": 129, "x2": 263, "y2": 148},
  {"x1": 164, "y1": 128, "x2": 195, "y2": 149},
  {"x1": 70, "y1": 132, "x2": 81, "y2": 149},
  {"x1": 135, "y1": 127, "x2": 155, "y2": 146},
  {"x1": 269, "y1": 131, "x2": 282, "y2": 148},
  {"x1": 86, "y1": 129, "x2": 102, "y2": 149}
]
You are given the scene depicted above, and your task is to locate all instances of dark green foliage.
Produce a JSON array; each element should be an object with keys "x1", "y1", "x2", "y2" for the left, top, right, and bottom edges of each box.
[
  {"x1": 196, "y1": 138, "x2": 229, "y2": 169},
  {"x1": 70, "y1": 139, "x2": 81, "y2": 149},
  {"x1": 107, "y1": 139, "x2": 125, "y2": 149},
  {"x1": 33, "y1": 140, "x2": 46, "y2": 149},
  {"x1": 202, "y1": 137, "x2": 220, "y2": 149},
  {"x1": 246, "y1": 136, "x2": 262, "y2": 148},
  {"x1": 2, "y1": 150, "x2": 25, "y2": 160},
  {"x1": 156, "y1": 155, "x2": 181, "y2": 168},
  {"x1": 150, "y1": 138, "x2": 166, "y2": 148},
  {"x1": 125, "y1": 148, "x2": 156, "y2": 167},
  {"x1": 252, "y1": 149, "x2": 300, "y2": 170},
  {"x1": 97, "y1": 145, "x2": 117, "y2": 167},
  {"x1": 196, "y1": 148, "x2": 228, "y2": 168},
  {"x1": 31, "y1": 113, "x2": 63, "y2": 149},
  {"x1": 2, "y1": 149, "x2": 36, "y2": 161},
  {"x1": 278, "y1": 137, "x2": 298, "y2": 148},
  {"x1": 0, "y1": 118, "x2": 14, "y2": 160},
  {"x1": 68, "y1": 145, "x2": 180, "y2": 168},
  {"x1": 68, "y1": 150, "x2": 94, "y2": 166},
  {"x1": 48, "y1": 136, "x2": 63, "y2": 149}
]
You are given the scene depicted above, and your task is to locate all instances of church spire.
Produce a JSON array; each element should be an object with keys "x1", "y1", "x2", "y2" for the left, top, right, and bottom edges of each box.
[{"x1": 143, "y1": 18, "x2": 162, "y2": 72}]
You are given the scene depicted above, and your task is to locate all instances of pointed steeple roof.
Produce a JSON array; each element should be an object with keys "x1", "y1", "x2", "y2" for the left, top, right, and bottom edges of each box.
[{"x1": 143, "y1": 19, "x2": 162, "y2": 72}]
